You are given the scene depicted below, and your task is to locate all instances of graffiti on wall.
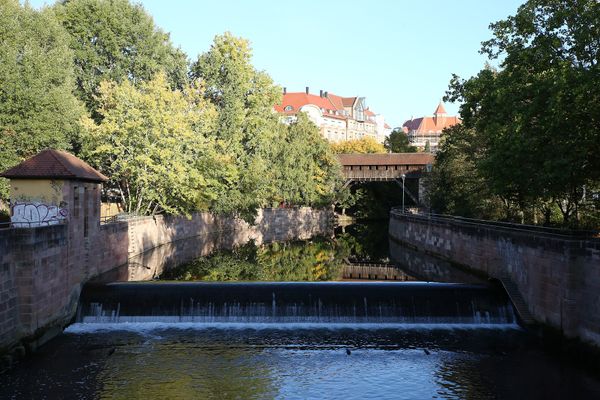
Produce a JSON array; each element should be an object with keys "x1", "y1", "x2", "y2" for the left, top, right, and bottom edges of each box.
[{"x1": 10, "y1": 201, "x2": 69, "y2": 227}]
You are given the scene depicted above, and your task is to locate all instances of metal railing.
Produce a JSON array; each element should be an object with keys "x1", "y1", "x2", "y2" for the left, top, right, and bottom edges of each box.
[
  {"x1": 99, "y1": 213, "x2": 156, "y2": 225},
  {"x1": 390, "y1": 207, "x2": 600, "y2": 239}
]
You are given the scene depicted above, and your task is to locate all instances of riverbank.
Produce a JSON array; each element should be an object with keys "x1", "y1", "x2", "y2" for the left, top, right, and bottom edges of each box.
[
  {"x1": 0, "y1": 207, "x2": 333, "y2": 372},
  {"x1": 388, "y1": 210, "x2": 600, "y2": 349}
]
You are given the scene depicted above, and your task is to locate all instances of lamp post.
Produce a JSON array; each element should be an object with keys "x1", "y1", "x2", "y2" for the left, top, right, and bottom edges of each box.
[{"x1": 401, "y1": 174, "x2": 406, "y2": 213}]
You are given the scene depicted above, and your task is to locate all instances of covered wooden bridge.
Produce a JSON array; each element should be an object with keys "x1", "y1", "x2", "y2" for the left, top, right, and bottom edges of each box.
[{"x1": 337, "y1": 153, "x2": 434, "y2": 204}]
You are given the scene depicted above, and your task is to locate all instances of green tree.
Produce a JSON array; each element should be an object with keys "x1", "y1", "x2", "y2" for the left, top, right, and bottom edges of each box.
[
  {"x1": 54, "y1": 0, "x2": 188, "y2": 118},
  {"x1": 445, "y1": 0, "x2": 600, "y2": 226},
  {"x1": 330, "y1": 137, "x2": 386, "y2": 154},
  {"x1": 426, "y1": 125, "x2": 504, "y2": 219},
  {"x1": 191, "y1": 33, "x2": 341, "y2": 218},
  {"x1": 424, "y1": 140, "x2": 431, "y2": 153},
  {"x1": 269, "y1": 113, "x2": 343, "y2": 207},
  {"x1": 190, "y1": 33, "x2": 283, "y2": 219},
  {"x1": 384, "y1": 128, "x2": 417, "y2": 153},
  {"x1": 0, "y1": 0, "x2": 83, "y2": 200},
  {"x1": 81, "y1": 73, "x2": 223, "y2": 216}
]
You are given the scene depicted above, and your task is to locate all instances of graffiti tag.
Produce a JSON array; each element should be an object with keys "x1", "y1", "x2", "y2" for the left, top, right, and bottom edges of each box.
[{"x1": 10, "y1": 201, "x2": 69, "y2": 227}]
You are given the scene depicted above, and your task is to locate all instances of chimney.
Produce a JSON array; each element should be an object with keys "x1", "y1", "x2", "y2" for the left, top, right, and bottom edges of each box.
[
  {"x1": 324, "y1": 91, "x2": 328, "y2": 98},
  {"x1": 319, "y1": 89, "x2": 323, "y2": 98},
  {"x1": 305, "y1": 86, "x2": 309, "y2": 94},
  {"x1": 283, "y1": 87, "x2": 287, "y2": 95}
]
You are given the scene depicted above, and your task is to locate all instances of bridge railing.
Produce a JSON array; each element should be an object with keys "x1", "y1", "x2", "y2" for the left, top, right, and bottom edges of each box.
[{"x1": 390, "y1": 207, "x2": 600, "y2": 239}]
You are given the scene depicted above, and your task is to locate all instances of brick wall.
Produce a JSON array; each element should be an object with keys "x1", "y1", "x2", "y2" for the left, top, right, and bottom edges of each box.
[
  {"x1": 0, "y1": 207, "x2": 332, "y2": 352},
  {"x1": 389, "y1": 212, "x2": 600, "y2": 347}
]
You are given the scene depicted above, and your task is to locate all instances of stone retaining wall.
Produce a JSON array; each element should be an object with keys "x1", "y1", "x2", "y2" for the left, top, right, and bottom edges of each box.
[
  {"x1": 389, "y1": 212, "x2": 600, "y2": 347},
  {"x1": 0, "y1": 207, "x2": 332, "y2": 356}
]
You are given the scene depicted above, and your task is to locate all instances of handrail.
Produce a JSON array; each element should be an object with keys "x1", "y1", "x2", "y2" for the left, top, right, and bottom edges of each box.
[
  {"x1": 391, "y1": 208, "x2": 600, "y2": 239},
  {"x1": 100, "y1": 213, "x2": 155, "y2": 225}
]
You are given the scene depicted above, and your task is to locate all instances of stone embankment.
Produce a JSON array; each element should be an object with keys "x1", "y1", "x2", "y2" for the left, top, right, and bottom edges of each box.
[
  {"x1": 0, "y1": 207, "x2": 332, "y2": 364},
  {"x1": 389, "y1": 210, "x2": 600, "y2": 347}
]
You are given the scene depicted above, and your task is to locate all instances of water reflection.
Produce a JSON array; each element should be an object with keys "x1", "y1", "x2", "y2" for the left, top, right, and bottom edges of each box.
[
  {"x1": 160, "y1": 237, "x2": 347, "y2": 281},
  {"x1": 2, "y1": 328, "x2": 600, "y2": 399},
  {"x1": 98, "y1": 342, "x2": 277, "y2": 399}
]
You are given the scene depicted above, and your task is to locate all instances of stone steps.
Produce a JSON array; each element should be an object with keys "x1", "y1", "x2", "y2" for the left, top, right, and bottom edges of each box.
[{"x1": 497, "y1": 274, "x2": 536, "y2": 326}]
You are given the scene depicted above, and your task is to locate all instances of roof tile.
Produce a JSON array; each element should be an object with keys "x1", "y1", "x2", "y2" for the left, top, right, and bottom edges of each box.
[{"x1": 0, "y1": 149, "x2": 108, "y2": 182}]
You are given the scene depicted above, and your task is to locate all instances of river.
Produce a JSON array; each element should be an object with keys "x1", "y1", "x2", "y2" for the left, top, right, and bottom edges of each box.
[{"x1": 1, "y1": 221, "x2": 599, "y2": 399}]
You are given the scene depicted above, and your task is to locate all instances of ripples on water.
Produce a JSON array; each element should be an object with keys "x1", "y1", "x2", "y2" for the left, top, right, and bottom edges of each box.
[
  {"x1": 2, "y1": 325, "x2": 600, "y2": 400},
  {"x1": 2, "y1": 223, "x2": 600, "y2": 399}
]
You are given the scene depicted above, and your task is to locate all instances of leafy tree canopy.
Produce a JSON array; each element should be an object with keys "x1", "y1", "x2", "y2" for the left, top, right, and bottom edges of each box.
[
  {"x1": 330, "y1": 137, "x2": 386, "y2": 154},
  {"x1": 81, "y1": 72, "x2": 223, "y2": 216},
  {"x1": 0, "y1": 0, "x2": 83, "y2": 200},
  {"x1": 384, "y1": 128, "x2": 417, "y2": 153},
  {"x1": 54, "y1": 0, "x2": 188, "y2": 117},
  {"x1": 442, "y1": 0, "x2": 599, "y2": 226}
]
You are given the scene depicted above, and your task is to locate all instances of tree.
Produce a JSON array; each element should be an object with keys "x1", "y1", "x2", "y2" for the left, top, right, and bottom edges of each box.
[
  {"x1": 384, "y1": 128, "x2": 417, "y2": 153},
  {"x1": 330, "y1": 137, "x2": 386, "y2": 154},
  {"x1": 424, "y1": 140, "x2": 431, "y2": 153},
  {"x1": 0, "y1": 0, "x2": 83, "y2": 200},
  {"x1": 81, "y1": 73, "x2": 222, "y2": 216},
  {"x1": 445, "y1": 0, "x2": 600, "y2": 226},
  {"x1": 426, "y1": 125, "x2": 504, "y2": 219},
  {"x1": 270, "y1": 113, "x2": 342, "y2": 207},
  {"x1": 54, "y1": 0, "x2": 188, "y2": 118},
  {"x1": 190, "y1": 33, "x2": 343, "y2": 218}
]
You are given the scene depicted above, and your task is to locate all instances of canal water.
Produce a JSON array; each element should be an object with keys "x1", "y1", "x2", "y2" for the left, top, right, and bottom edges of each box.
[{"x1": 1, "y1": 222, "x2": 600, "y2": 399}]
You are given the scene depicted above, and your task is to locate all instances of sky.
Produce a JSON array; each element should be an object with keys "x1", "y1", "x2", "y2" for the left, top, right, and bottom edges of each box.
[{"x1": 30, "y1": 0, "x2": 525, "y2": 128}]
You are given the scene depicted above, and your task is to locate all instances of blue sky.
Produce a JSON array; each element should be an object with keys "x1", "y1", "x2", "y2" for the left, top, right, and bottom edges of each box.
[{"x1": 30, "y1": 0, "x2": 525, "y2": 127}]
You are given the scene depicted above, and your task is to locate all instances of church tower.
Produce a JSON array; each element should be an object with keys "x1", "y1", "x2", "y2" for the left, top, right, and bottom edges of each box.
[{"x1": 433, "y1": 101, "x2": 447, "y2": 127}]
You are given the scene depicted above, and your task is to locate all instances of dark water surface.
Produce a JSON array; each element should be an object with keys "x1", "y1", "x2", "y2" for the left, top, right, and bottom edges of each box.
[{"x1": 1, "y1": 221, "x2": 600, "y2": 399}]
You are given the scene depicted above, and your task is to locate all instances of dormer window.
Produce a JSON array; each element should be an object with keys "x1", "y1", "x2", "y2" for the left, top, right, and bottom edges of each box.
[{"x1": 284, "y1": 105, "x2": 293, "y2": 111}]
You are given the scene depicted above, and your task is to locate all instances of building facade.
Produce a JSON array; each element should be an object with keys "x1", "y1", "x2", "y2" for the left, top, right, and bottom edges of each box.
[
  {"x1": 275, "y1": 88, "x2": 391, "y2": 143},
  {"x1": 402, "y1": 102, "x2": 461, "y2": 152}
]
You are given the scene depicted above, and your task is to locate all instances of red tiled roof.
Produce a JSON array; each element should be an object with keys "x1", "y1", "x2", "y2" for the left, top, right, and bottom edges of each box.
[
  {"x1": 341, "y1": 97, "x2": 356, "y2": 107},
  {"x1": 274, "y1": 92, "x2": 339, "y2": 114},
  {"x1": 364, "y1": 108, "x2": 375, "y2": 117},
  {"x1": 384, "y1": 123, "x2": 391, "y2": 129},
  {"x1": 338, "y1": 153, "x2": 434, "y2": 166},
  {"x1": 434, "y1": 102, "x2": 447, "y2": 115},
  {"x1": 403, "y1": 115, "x2": 461, "y2": 133},
  {"x1": 275, "y1": 92, "x2": 365, "y2": 121},
  {"x1": 0, "y1": 149, "x2": 108, "y2": 182},
  {"x1": 324, "y1": 93, "x2": 345, "y2": 110}
]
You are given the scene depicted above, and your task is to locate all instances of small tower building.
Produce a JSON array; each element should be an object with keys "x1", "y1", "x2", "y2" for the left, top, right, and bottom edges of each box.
[{"x1": 0, "y1": 149, "x2": 107, "y2": 236}]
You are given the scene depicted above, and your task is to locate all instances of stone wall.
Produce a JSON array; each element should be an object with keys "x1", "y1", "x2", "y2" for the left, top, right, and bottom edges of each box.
[
  {"x1": 389, "y1": 212, "x2": 600, "y2": 347},
  {"x1": 0, "y1": 207, "x2": 332, "y2": 355}
]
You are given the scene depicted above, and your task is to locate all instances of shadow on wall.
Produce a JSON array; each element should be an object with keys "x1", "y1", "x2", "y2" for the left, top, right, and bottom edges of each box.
[
  {"x1": 388, "y1": 236, "x2": 485, "y2": 284},
  {"x1": 93, "y1": 208, "x2": 334, "y2": 283}
]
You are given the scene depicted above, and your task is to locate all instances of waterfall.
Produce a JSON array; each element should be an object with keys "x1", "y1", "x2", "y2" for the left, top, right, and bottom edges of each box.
[{"x1": 75, "y1": 282, "x2": 517, "y2": 326}]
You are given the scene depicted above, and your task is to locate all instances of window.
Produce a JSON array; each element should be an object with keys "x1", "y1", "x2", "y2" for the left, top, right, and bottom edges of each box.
[{"x1": 284, "y1": 105, "x2": 293, "y2": 111}]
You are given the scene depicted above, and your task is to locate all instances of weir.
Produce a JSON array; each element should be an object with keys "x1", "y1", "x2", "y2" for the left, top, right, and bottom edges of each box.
[{"x1": 76, "y1": 282, "x2": 517, "y2": 326}]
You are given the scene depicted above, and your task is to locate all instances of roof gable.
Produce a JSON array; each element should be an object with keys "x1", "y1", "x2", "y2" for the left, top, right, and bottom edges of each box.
[
  {"x1": 434, "y1": 102, "x2": 447, "y2": 115},
  {"x1": 0, "y1": 149, "x2": 108, "y2": 182}
]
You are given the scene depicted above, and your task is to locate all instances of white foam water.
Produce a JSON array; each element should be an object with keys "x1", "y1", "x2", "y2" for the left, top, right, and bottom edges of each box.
[{"x1": 65, "y1": 321, "x2": 522, "y2": 334}]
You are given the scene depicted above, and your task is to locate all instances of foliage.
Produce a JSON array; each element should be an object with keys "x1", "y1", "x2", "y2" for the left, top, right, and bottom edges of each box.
[
  {"x1": 426, "y1": 125, "x2": 504, "y2": 219},
  {"x1": 330, "y1": 137, "x2": 386, "y2": 154},
  {"x1": 81, "y1": 73, "x2": 222, "y2": 215},
  {"x1": 0, "y1": 0, "x2": 83, "y2": 200},
  {"x1": 54, "y1": 0, "x2": 188, "y2": 118},
  {"x1": 190, "y1": 33, "x2": 281, "y2": 219},
  {"x1": 268, "y1": 113, "x2": 343, "y2": 207},
  {"x1": 190, "y1": 33, "x2": 342, "y2": 218},
  {"x1": 441, "y1": 0, "x2": 600, "y2": 226},
  {"x1": 161, "y1": 237, "x2": 345, "y2": 282},
  {"x1": 384, "y1": 128, "x2": 417, "y2": 153}
]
